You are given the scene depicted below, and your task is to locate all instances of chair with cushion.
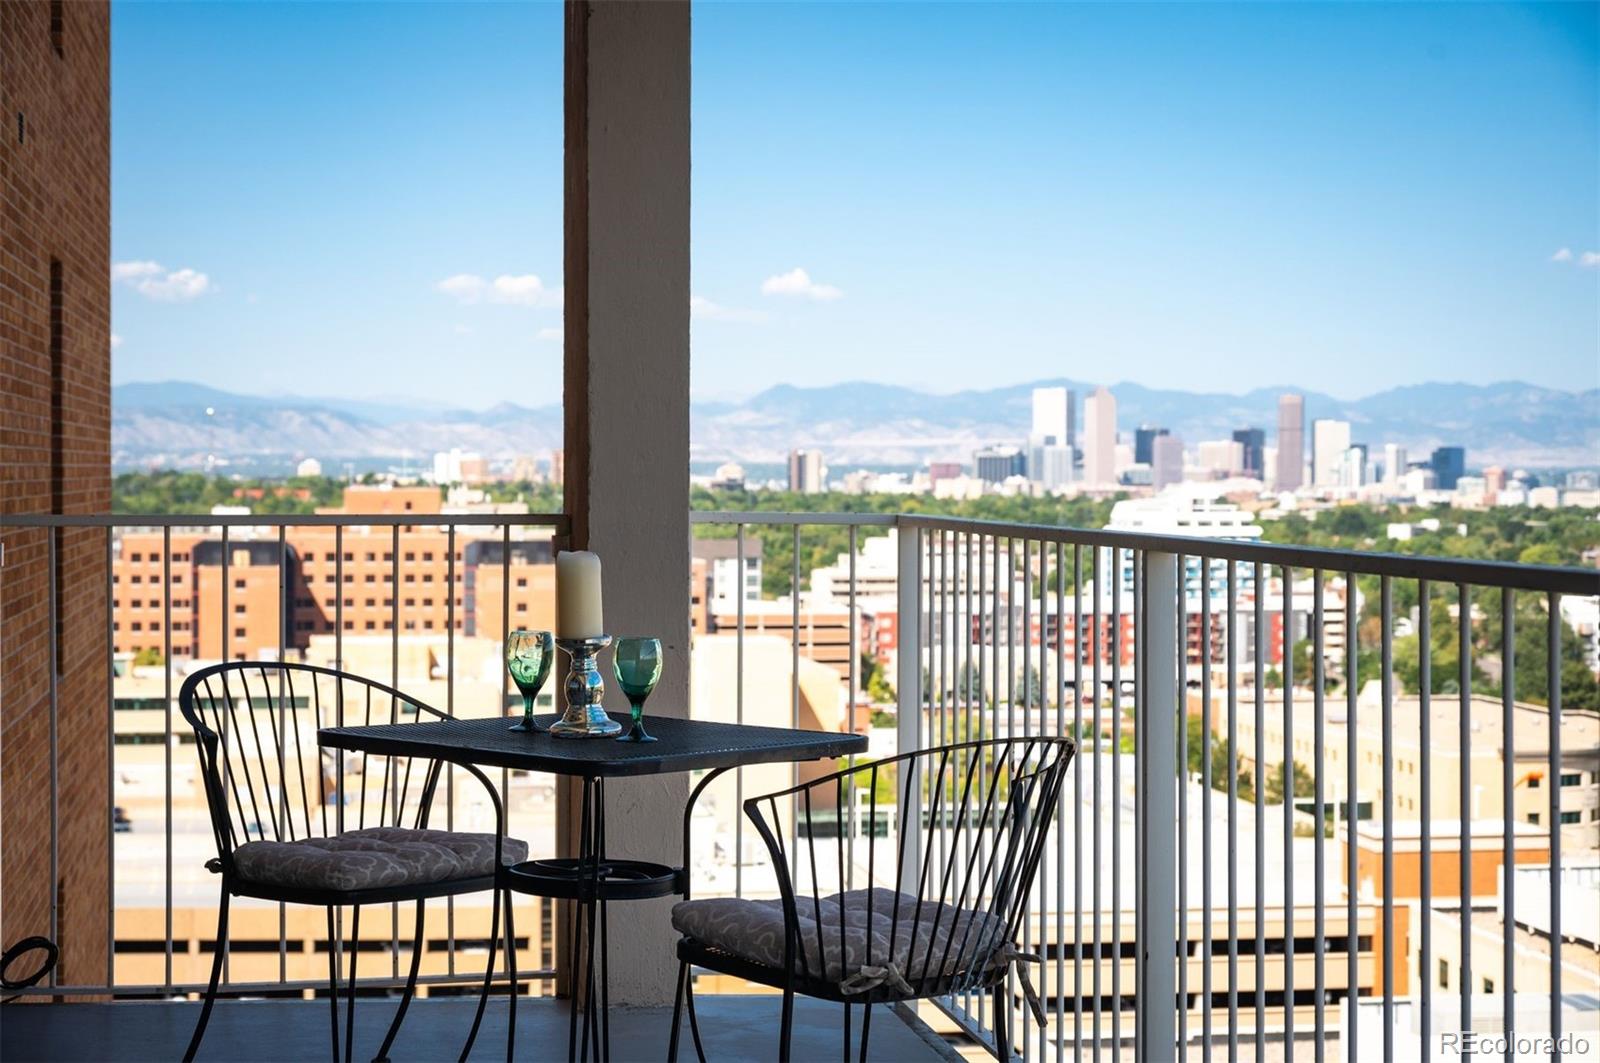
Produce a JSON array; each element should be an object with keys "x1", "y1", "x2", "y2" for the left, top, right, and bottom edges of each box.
[
  {"x1": 668, "y1": 736, "x2": 1073, "y2": 1062},
  {"x1": 179, "y1": 661, "x2": 527, "y2": 1063}
]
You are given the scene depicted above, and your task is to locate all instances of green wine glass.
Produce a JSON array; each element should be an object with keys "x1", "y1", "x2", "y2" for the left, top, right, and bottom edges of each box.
[
  {"x1": 506, "y1": 630, "x2": 554, "y2": 732},
  {"x1": 612, "y1": 637, "x2": 663, "y2": 743}
]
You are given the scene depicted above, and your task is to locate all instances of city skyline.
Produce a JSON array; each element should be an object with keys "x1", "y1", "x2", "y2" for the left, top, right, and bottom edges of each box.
[{"x1": 111, "y1": 3, "x2": 1598, "y2": 406}]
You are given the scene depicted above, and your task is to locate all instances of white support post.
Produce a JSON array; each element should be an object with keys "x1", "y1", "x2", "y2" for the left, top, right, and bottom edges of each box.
[
  {"x1": 896, "y1": 524, "x2": 923, "y2": 890},
  {"x1": 1140, "y1": 551, "x2": 1179, "y2": 1056}
]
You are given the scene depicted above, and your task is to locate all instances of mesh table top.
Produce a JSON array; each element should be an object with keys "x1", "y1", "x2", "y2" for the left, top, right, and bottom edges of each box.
[{"x1": 319, "y1": 714, "x2": 867, "y2": 778}]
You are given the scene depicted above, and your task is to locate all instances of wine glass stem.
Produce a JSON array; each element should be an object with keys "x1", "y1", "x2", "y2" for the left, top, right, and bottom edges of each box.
[{"x1": 523, "y1": 694, "x2": 535, "y2": 722}]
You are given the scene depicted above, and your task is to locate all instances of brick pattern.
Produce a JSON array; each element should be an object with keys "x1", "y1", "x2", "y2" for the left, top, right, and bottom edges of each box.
[{"x1": 1, "y1": 0, "x2": 112, "y2": 987}]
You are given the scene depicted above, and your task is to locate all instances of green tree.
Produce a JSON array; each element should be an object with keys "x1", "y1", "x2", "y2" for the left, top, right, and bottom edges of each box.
[{"x1": 1266, "y1": 759, "x2": 1313, "y2": 806}]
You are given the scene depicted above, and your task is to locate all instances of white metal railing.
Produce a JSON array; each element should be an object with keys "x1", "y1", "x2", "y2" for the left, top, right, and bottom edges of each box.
[{"x1": 691, "y1": 510, "x2": 1598, "y2": 1062}]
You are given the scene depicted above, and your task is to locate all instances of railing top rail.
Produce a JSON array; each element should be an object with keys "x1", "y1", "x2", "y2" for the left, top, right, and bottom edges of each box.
[
  {"x1": 690, "y1": 509, "x2": 898, "y2": 527},
  {"x1": 691, "y1": 509, "x2": 1596, "y2": 595},
  {"x1": 0, "y1": 512, "x2": 569, "y2": 529},
  {"x1": 895, "y1": 513, "x2": 1598, "y2": 595}
]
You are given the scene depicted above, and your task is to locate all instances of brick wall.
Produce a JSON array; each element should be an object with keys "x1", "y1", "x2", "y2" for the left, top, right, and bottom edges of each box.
[{"x1": 1, "y1": 0, "x2": 112, "y2": 988}]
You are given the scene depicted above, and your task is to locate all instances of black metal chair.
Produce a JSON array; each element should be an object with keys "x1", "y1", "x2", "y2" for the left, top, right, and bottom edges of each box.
[
  {"x1": 178, "y1": 661, "x2": 525, "y2": 1063},
  {"x1": 667, "y1": 736, "x2": 1074, "y2": 1063}
]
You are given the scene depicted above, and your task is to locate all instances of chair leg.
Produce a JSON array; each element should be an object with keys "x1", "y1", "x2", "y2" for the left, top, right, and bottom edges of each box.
[
  {"x1": 778, "y1": 983, "x2": 796, "y2": 1063},
  {"x1": 503, "y1": 889, "x2": 518, "y2": 1063},
  {"x1": 668, "y1": 961, "x2": 688, "y2": 1063},
  {"x1": 327, "y1": 908, "x2": 342, "y2": 1063},
  {"x1": 683, "y1": 961, "x2": 707, "y2": 1063},
  {"x1": 371, "y1": 899, "x2": 426, "y2": 1063},
  {"x1": 182, "y1": 888, "x2": 230, "y2": 1063},
  {"x1": 345, "y1": 905, "x2": 361, "y2": 1063},
  {"x1": 460, "y1": 885, "x2": 502, "y2": 1063},
  {"x1": 858, "y1": 1003, "x2": 873, "y2": 1063}
]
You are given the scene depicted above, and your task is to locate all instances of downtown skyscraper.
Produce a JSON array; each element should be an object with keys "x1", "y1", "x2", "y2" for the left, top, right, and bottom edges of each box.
[
  {"x1": 1275, "y1": 393, "x2": 1304, "y2": 490},
  {"x1": 1083, "y1": 387, "x2": 1118, "y2": 487}
]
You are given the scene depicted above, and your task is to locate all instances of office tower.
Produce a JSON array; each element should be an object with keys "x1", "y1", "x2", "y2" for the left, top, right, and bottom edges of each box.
[
  {"x1": 1027, "y1": 386, "x2": 1074, "y2": 488},
  {"x1": 1083, "y1": 388, "x2": 1119, "y2": 486},
  {"x1": 1431, "y1": 446, "x2": 1466, "y2": 490},
  {"x1": 1232, "y1": 428, "x2": 1265, "y2": 478},
  {"x1": 0, "y1": 0, "x2": 113, "y2": 987},
  {"x1": 1312, "y1": 419, "x2": 1351, "y2": 487},
  {"x1": 1197, "y1": 439, "x2": 1245, "y2": 475},
  {"x1": 1133, "y1": 425, "x2": 1168, "y2": 465},
  {"x1": 927, "y1": 461, "x2": 964, "y2": 487},
  {"x1": 974, "y1": 445, "x2": 1027, "y2": 484},
  {"x1": 1276, "y1": 394, "x2": 1305, "y2": 490},
  {"x1": 1031, "y1": 387, "x2": 1069, "y2": 445},
  {"x1": 1151, "y1": 435, "x2": 1185, "y2": 489},
  {"x1": 1343, "y1": 444, "x2": 1368, "y2": 488},
  {"x1": 788, "y1": 449, "x2": 826, "y2": 493},
  {"x1": 1383, "y1": 443, "x2": 1407, "y2": 486}
]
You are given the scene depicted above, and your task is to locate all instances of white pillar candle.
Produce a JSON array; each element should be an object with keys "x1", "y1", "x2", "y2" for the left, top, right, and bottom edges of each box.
[{"x1": 556, "y1": 550, "x2": 605, "y2": 639}]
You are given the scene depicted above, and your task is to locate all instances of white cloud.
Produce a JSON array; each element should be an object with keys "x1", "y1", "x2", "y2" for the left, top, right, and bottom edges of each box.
[
  {"x1": 691, "y1": 295, "x2": 767, "y2": 323},
  {"x1": 536, "y1": 326, "x2": 563, "y2": 343},
  {"x1": 436, "y1": 272, "x2": 563, "y2": 308},
  {"x1": 1551, "y1": 248, "x2": 1574, "y2": 263},
  {"x1": 761, "y1": 267, "x2": 843, "y2": 301},
  {"x1": 110, "y1": 333, "x2": 123, "y2": 349},
  {"x1": 112, "y1": 261, "x2": 212, "y2": 301},
  {"x1": 1581, "y1": 252, "x2": 1600, "y2": 269}
]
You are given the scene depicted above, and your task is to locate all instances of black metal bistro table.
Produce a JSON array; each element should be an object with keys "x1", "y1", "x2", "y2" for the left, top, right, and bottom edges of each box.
[{"x1": 318, "y1": 714, "x2": 867, "y2": 1063}]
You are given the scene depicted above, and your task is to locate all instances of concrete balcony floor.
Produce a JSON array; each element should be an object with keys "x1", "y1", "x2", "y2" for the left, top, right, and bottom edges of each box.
[{"x1": 2, "y1": 994, "x2": 960, "y2": 1063}]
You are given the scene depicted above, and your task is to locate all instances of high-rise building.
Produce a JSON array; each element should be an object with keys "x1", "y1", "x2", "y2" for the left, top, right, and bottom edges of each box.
[
  {"x1": 1312, "y1": 418, "x2": 1351, "y2": 487},
  {"x1": 1151, "y1": 435, "x2": 1185, "y2": 489},
  {"x1": 1196, "y1": 439, "x2": 1244, "y2": 476},
  {"x1": 1382, "y1": 443, "x2": 1407, "y2": 485},
  {"x1": 1232, "y1": 428, "x2": 1265, "y2": 478},
  {"x1": 1027, "y1": 387, "x2": 1075, "y2": 488},
  {"x1": 0, "y1": 0, "x2": 113, "y2": 986},
  {"x1": 1133, "y1": 425, "x2": 1168, "y2": 465},
  {"x1": 1431, "y1": 446, "x2": 1466, "y2": 490},
  {"x1": 1343, "y1": 443, "x2": 1368, "y2": 488},
  {"x1": 927, "y1": 461, "x2": 964, "y2": 486},
  {"x1": 1030, "y1": 387, "x2": 1069, "y2": 446},
  {"x1": 1275, "y1": 394, "x2": 1305, "y2": 490},
  {"x1": 788, "y1": 449, "x2": 826, "y2": 493},
  {"x1": 1083, "y1": 388, "x2": 1118, "y2": 487},
  {"x1": 974, "y1": 445, "x2": 1027, "y2": 484}
]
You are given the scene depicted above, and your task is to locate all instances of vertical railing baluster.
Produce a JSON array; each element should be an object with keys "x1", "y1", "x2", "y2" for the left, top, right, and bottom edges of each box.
[
  {"x1": 1346, "y1": 570, "x2": 1359, "y2": 1063},
  {"x1": 278, "y1": 524, "x2": 289, "y2": 981},
  {"x1": 391, "y1": 523, "x2": 401, "y2": 977},
  {"x1": 1110, "y1": 548, "x2": 1122, "y2": 1060},
  {"x1": 1054, "y1": 539, "x2": 1066, "y2": 1063},
  {"x1": 105, "y1": 525, "x2": 115, "y2": 990},
  {"x1": 164, "y1": 524, "x2": 174, "y2": 993},
  {"x1": 1381, "y1": 576, "x2": 1394, "y2": 1062},
  {"x1": 847, "y1": 523, "x2": 858, "y2": 896},
  {"x1": 1458, "y1": 581, "x2": 1472, "y2": 1039},
  {"x1": 1418, "y1": 579, "x2": 1431, "y2": 1062},
  {"x1": 1501, "y1": 589, "x2": 1515, "y2": 1061},
  {"x1": 1284, "y1": 564, "x2": 1296, "y2": 1051},
  {"x1": 1092, "y1": 544, "x2": 1102, "y2": 1063},
  {"x1": 446, "y1": 523, "x2": 456, "y2": 975},
  {"x1": 49, "y1": 528, "x2": 59, "y2": 986},
  {"x1": 1253, "y1": 560, "x2": 1265, "y2": 1058},
  {"x1": 736, "y1": 524, "x2": 746, "y2": 900},
  {"x1": 1547, "y1": 592, "x2": 1562, "y2": 1059},
  {"x1": 1227, "y1": 559, "x2": 1239, "y2": 1060},
  {"x1": 1313, "y1": 568, "x2": 1326, "y2": 1063},
  {"x1": 1072, "y1": 542, "x2": 1083, "y2": 1062}
]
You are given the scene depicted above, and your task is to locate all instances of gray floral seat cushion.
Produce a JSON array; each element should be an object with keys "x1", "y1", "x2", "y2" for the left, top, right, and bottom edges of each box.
[
  {"x1": 233, "y1": 827, "x2": 529, "y2": 892},
  {"x1": 672, "y1": 887, "x2": 1009, "y2": 993}
]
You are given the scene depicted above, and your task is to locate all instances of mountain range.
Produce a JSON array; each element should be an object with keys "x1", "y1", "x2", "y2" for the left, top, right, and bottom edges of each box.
[{"x1": 112, "y1": 379, "x2": 1599, "y2": 473}]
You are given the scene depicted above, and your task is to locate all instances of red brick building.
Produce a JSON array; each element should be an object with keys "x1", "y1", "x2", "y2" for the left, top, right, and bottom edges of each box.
[{"x1": 0, "y1": 0, "x2": 112, "y2": 986}]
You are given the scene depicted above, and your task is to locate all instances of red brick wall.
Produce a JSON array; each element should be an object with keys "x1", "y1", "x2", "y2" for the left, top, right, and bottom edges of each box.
[{"x1": 1, "y1": 0, "x2": 111, "y2": 988}]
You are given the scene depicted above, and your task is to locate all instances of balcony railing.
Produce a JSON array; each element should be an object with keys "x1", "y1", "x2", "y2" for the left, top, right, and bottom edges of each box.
[
  {"x1": 0, "y1": 511, "x2": 567, "y2": 1001},
  {"x1": 2, "y1": 508, "x2": 1595, "y2": 1062},
  {"x1": 690, "y1": 510, "x2": 1598, "y2": 1061}
]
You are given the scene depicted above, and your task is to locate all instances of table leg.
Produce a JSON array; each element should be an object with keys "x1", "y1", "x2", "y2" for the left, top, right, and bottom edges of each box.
[{"x1": 598, "y1": 780, "x2": 611, "y2": 1062}]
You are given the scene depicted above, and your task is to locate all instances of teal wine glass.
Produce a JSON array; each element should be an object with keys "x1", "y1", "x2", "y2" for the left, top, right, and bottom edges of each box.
[
  {"x1": 506, "y1": 630, "x2": 554, "y2": 732},
  {"x1": 612, "y1": 637, "x2": 663, "y2": 743}
]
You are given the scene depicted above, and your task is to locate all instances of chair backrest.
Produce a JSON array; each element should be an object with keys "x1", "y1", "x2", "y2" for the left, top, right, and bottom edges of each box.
[
  {"x1": 178, "y1": 661, "x2": 451, "y2": 872},
  {"x1": 743, "y1": 736, "x2": 1074, "y2": 995}
]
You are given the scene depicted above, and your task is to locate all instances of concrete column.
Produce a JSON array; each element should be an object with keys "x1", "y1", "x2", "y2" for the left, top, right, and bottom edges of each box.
[{"x1": 561, "y1": 0, "x2": 691, "y2": 1006}]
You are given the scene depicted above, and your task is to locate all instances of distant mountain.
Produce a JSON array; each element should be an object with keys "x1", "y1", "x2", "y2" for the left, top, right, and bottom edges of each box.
[{"x1": 112, "y1": 378, "x2": 1598, "y2": 472}]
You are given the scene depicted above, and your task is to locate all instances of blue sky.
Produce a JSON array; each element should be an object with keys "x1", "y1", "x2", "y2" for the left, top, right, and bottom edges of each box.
[{"x1": 112, "y1": 1, "x2": 1598, "y2": 407}]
